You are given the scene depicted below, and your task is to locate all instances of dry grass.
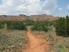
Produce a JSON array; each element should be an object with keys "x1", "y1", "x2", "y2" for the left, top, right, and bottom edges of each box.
[{"x1": 0, "y1": 29, "x2": 28, "y2": 52}]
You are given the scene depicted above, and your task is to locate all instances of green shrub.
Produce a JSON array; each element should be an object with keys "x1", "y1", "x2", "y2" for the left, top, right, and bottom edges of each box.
[
  {"x1": 23, "y1": 20, "x2": 35, "y2": 26},
  {"x1": 58, "y1": 42, "x2": 64, "y2": 48},
  {"x1": 0, "y1": 21, "x2": 4, "y2": 29},
  {"x1": 31, "y1": 21, "x2": 50, "y2": 32},
  {"x1": 6, "y1": 21, "x2": 27, "y2": 30}
]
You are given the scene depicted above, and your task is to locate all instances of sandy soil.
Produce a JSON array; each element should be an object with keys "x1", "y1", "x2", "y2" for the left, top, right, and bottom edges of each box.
[{"x1": 23, "y1": 30, "x2": 49, "y2": 52}]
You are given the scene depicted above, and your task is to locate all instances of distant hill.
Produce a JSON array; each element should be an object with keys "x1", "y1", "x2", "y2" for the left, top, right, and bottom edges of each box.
[{"x1": 0, "y1": 14, "x2": 59, "y2": 21}]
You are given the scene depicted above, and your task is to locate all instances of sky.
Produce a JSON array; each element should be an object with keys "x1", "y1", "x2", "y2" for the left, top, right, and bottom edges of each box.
[{"x1": 0, "y1": 0, "x2": 69, "y2": 16}]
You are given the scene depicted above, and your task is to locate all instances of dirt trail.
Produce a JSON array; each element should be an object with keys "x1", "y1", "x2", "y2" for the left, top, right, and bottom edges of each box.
[{"x1": 23, "y1": 28, "x2": 49, "y2": 52}]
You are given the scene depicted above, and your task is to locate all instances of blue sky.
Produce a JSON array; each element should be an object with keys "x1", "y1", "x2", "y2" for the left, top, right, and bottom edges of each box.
[
  {"x1": 56, "y1": 0, "x2": 69, "y2": 16},
  {"x1": 0, "y1": 0, "x2": 69, "y2": 16},
  {"x1": 0, "y1": 0, "x2": 2, "y2": 4}
]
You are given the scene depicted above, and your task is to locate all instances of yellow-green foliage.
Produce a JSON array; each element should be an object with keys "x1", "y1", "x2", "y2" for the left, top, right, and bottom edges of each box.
[{"x1": 60, "y1": 48, "x2": 68, "y2": 52}]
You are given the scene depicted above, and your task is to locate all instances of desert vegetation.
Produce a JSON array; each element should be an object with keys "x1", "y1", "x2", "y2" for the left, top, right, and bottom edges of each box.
[
  {"x1": 0, "y1": 21, "x2": 4, "y2": 29},
  {"x1": 0, "y1": 30, "x2": 28, "y2": 52},
  {"x1": 23, "y1": 20, "x2": 35, "y2": 26},
  {"x1": 0, "y1": 16, "x2": 69, "y2": 52},
  {"x1": 55, "y1": 16, "x2": 69, "y2": 36},
  {"x1": 6, "y1": 21, "x2": 27, "y2": 30},
  {"x1": 44, "y1": 16, "x2": 69, "y2": 52},
  {"x1": 0, "y1": 21, "x2": 28, "y2": 52},
  {"x1": 31, "y1": 21, "x2": 51, "y2": 32}
]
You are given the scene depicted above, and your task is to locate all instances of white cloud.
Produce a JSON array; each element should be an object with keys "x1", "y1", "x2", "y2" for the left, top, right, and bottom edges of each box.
[
  {"x1": 0, "y1": 0, "x2": 58, "y2": 15},
  {"x1": 58, "y1": 8, "x2": 62, "y2": 11},
  {"x1": 67, "y1": 5, "x2": 69, "y2": 9},
  {"x1": 0, "y1": 5, "x2": 8, "y2": 15}
]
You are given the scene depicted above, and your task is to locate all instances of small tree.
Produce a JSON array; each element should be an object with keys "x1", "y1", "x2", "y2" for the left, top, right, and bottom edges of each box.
[{"x1": 55, "y1": 16, "x2": 69, "y2": 36}]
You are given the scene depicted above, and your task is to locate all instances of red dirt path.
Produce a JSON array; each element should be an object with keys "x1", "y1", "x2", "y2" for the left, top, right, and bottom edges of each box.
[{"x1": 23, "y1": 30, "x2": 49, "y2": 52}]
